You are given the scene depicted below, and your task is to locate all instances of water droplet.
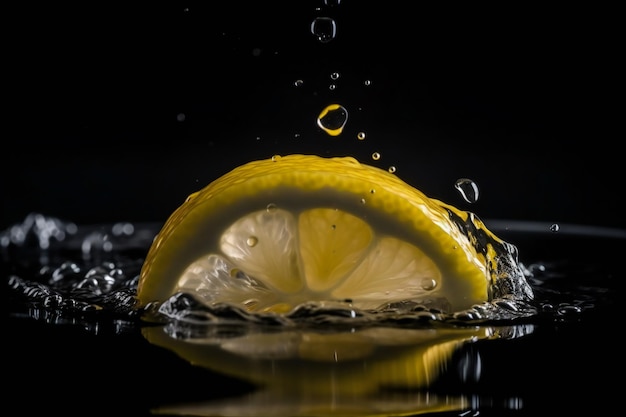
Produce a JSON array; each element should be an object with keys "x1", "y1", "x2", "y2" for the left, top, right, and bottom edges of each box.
[
  {"x1": 294, "y1": 79, "x2": 304, "y2": 87},
  {"x1": 357, "y1": 131, "x2": 366, "y2": 140},
  {"x1": 176, "y1": 113, "x2": 186, "y2": 122},
  {"x1": 329, "y1": 84, "x2": 336, "y2": 90},
  {"x1": 317, "y1": 104, "x2": 348, "y2": 136},
  {"x1": 454, "y1": 178, "x2": 480, "y2": 203},
  {"x1": 271, "y1": 155, "x2": 282, "y2": 162},
  {"x1": 360, "y1": 198, "x2": 366, "y2": 204},
  {"x1": 388, "y1": 166, "x2": 396, "y2": 173},
  {"x1": 246, "y1": 236, "x2": 258, "y2": 247},
  {"x1": 330, "y1": 72, "x2": 340, "y2": 80},
  {"x1": 371, "y1": 152, "x2": 381, "y2": 161},
  {"x1": 310, "y1": 17, "x2": 337, "y2": 43},
  {"x1": 331, "y1": 224, "x2": 336, "y2": 230},
  {"x1": 420, "y1": 278, "x2": 437, "y2": 291},
  {"x1": 364, "y1": 79, "x2": 371, "y2": 86},
  {"x1": 266, "y1": 203, "x2": 278, "y2": 212},
  {"x1": 369, "y1": 189, "x2": 376, "y2": 194},
  {"x1": 550, "y1": 223, "x2": 560, "y2": 232}
]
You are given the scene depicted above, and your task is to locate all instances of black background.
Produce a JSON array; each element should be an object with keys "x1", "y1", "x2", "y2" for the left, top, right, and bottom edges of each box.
[{"x1": 4, "y1": 2, "x2": 620, "y2": 230}]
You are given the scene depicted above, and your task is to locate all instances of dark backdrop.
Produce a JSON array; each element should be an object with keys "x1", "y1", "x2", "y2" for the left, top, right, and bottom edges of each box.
[{"x1": 4, "y1": 2, "x2": 619, "y2": 230}]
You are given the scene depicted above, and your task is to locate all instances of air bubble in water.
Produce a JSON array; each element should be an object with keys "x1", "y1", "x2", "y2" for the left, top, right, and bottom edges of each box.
[
  {"x1": 310, "y1": 17, "x2": 337, "y2": 43},
  {"x1": 455, "y1": 178, "x2": 480, "y2": 203},
  {"x1": 317, "y1": 104, "x2": 348, "y2": 136},
  {"x1": 246, "y1": 236, "x2": 258, "y2": 247}
]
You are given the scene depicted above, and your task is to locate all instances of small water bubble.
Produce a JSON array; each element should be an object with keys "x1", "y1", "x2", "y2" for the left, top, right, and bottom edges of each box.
[
  {"x1": 370, "y1": 189, "x2": 376, "y2": 194},
  {"x1": 246, "y1": 236, "x2": 258, "y2": 247},
  {"x1": 364, "y1": 79, "x2": 371, "y2": 86},
  {"x1": 357, "y1": 131, "x2": 366, "y2": 140},
  {"x1": 371, "y1": 152, "x2": 381, "y2": 161},
  {"x1": 112, "y1": 222, "x2": 134, "y2": 236},
  {"x1": 455, "y1": 178, "x2": 480, "y2": 203},
  {"x1": 550, "y1": 223, "x2": 560, "y2": 232},
  {"x1": 266, "y1": 203, "x2": 278, "y2": 212},
  {"x1": 556, "y1": 303, "x2": 582, "y2": 316},
  {"x1": 420, "y1": 277, "x2": 437, "y2": 291},
  {"x1": 330, "y1": 72, "x2": 340, "y2": 80},
  {"x1": 310, "y1": 17, "x2": 337, "y2": 43},
  {"x1": 388, "y1": 166, "x2": 396, "y2": 174},
  {"x1": 294, "y1": 79, "x2": 304, "y2": 87},
  {"x1": 271, "y1": 155, "x2": 281, "y2": 162},
  {"x1": 317, "y1": 104, "x2": 348, "y2": 136},
  {"x1": 329, "y1": 84, "x2": 336, "y2": 90}
]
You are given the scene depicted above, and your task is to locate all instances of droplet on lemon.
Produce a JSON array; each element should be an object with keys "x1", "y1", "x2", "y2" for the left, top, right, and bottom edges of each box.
[{"x1": 137, "y1": 154, "x2": 527, "y2": 314}]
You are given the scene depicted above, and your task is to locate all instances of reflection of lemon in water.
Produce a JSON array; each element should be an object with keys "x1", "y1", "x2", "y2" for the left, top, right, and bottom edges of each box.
[
  {"x1": 137, "y1": 154, "x2": 498, "y2": 313},
  {"x1": 144, "y1": 324, "x2": 497, "y2": 416}
]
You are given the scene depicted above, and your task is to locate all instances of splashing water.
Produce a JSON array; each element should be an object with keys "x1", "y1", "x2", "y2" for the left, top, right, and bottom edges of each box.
[{"x1": 5, "y1": 210, "x2": 612, "y2": 331}]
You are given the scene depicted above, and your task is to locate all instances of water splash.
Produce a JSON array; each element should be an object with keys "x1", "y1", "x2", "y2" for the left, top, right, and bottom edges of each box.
[{"x1": 4, "y1": 213, "x2": 618, "y2": 331}]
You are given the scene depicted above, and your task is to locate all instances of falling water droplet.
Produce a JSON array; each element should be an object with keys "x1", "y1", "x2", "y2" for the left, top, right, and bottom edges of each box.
[
  {"x1": 310, "y1": 17, "x2": 337, "y2": 43},
  {"x1": 455, "y1": 178, "x2": 480, "y2": 203},
  {"x1": 317, "y1": 104, "x2": 348, "y2": 136}
]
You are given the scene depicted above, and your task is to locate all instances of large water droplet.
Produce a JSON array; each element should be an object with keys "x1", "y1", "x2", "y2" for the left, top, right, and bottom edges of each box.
[
  {"x1": 310, "y1": 17, "x2": 337, "y2": 43},
  {"x1": 455, "y1": 178, "x2": 480, "y2": 203},
  {"x1": 317, "y1": 104, "x2": 348, "y2": 136}
]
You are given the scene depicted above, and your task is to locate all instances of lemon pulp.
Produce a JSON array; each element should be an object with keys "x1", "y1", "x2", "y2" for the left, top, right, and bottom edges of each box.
[{"x1": 138, "y1": 154, "x2": 511, "y2": 314}]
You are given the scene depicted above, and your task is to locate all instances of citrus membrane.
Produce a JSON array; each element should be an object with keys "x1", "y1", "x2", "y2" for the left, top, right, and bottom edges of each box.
[{"x1": 137, "y1": 154, "x2": 532, "y2": 316}]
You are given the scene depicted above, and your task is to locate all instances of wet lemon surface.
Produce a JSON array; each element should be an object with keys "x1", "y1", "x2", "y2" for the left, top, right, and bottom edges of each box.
[{"x1": 137, "y1": 154, "x2": 519, "y2": 314}]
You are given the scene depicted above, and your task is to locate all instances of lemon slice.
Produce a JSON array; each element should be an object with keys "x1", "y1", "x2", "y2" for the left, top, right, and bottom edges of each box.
[{"x1": 137, "y1": 154, "x2": 500, "y2": 313}]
